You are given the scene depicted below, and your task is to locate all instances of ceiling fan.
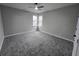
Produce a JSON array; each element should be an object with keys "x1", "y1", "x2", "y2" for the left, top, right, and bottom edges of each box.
[{"x1": 29, "y1": 3, "x2": 44, "y2": 10}]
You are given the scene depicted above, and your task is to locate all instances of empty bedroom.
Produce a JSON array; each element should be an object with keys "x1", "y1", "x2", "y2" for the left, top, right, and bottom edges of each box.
[{"x1": 0, "y1": 3, "x2": 79, "y2": 56}]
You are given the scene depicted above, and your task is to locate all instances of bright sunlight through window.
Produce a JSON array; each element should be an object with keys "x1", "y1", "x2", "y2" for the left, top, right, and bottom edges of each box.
[
  {"x1": 33, "y1": 15, "x2": 43, "y2": 27},
  {"x1": 33, "y1": 15, "x2": 37, "y2": 27},
  {"x1": 38, "y1": 16, "x2": 43, "y2": 27}
]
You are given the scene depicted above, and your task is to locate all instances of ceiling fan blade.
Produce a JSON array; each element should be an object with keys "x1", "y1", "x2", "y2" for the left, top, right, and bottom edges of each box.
[{"x1": 38, "y1": 6, "x2": 44, "y2": 8}]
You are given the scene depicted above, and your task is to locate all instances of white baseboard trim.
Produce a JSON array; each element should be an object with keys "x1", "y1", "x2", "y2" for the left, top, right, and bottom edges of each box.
[
  {"x1": 4, "y1": 30, "x2": 34, "y2": 38},
  {"x1": 4, "y1": 30, "x2": 74, "y2": 42},
  {"x1": 0, "y1": 37, "x2": 4, "y2": 51},
  {"x1": 41, "y1": 31, "x2": 74, "y2": 42}
]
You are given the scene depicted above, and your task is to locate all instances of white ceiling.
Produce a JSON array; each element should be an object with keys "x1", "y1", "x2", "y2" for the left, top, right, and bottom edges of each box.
[{"x1": 0, "y1": 3, "x2": 76, "y2": 13}]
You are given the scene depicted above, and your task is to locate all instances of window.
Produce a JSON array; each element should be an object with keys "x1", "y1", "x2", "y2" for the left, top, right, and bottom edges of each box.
[
  {"x1": 33, "y1": 15, "x2": 43, "y2": 27},
  {"x1": 33, "y1": 15, "x2": 37, "y2": 27},
  {"x1": 38, "y1": 16, "x2": 43, "y2": 27}
]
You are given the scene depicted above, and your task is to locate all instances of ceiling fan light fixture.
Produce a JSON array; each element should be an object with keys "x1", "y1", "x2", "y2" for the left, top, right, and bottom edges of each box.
[
  {"x1": 34, "y1": 3, "x2": 38, "y2": 10},
  {"x1": 35, "y1": 6, "x2": 38, "y2": 10}
]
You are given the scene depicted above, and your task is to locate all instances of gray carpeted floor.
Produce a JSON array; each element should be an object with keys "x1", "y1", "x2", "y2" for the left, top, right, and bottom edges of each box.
[{"x1": 0, "y1": 31, "x2": 73, "y2": 56}]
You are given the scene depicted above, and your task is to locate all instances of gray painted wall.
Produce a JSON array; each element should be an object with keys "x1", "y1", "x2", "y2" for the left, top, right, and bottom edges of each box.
[
  {"x1": 0, "y1": 7, "x2": 4, "y2": 50},
  {"x1": 41, "y1": 4, "x2": 79, "y2": 40},
  {"x1": 2, "y1": 6, "x2": 33, "y2": 36}
]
